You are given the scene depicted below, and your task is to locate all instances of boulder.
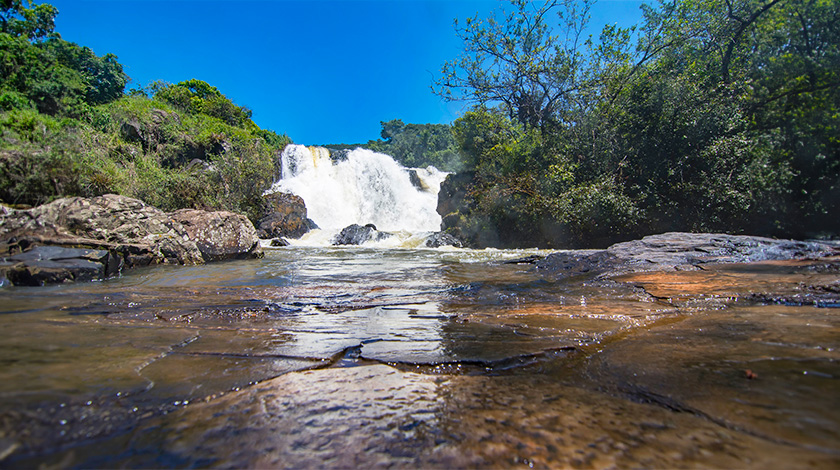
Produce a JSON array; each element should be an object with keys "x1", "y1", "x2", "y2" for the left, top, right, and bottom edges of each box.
[
  {"x1": 407, "y1": 169, "x2": 426, "y2": 191},
  {"x1": 424, "y1": 231, "x2": 463, "y2": 248},
  {"x1": 0, "y1": 194, "x2": 264, "y2": 286},
  {"x1": 535, "y1": 250, "x2": 616, "y2": 278},
  {"x1": 169, "y1": 209, "x2": 263, "y2": 262},
  {"x1": 606, "y1": 232, "x2": 837, "y2": 270},
  {"x1": 332, "y1": 224, "x2": 392, "y2": 246},
  {"x1": 1, "y1": 194, "x2": 203, "y2": 267},
  {"x1": 270, "y1": 238, "x2": 290, "y2": 247},
  {"x1": 257, "y1": 192, "x2": 317, "y2": 239},
  {"x1": 436, "y1": 172, "x2": 475, "y2": 220},
  {"x1": 119, "y1": 120, "x2": 143, "y2": 143}
]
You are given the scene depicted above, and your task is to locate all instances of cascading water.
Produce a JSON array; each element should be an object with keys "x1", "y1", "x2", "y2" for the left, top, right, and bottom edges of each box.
[{"x1": 267, "y1": 144, "x2": 448, "y2": 245}]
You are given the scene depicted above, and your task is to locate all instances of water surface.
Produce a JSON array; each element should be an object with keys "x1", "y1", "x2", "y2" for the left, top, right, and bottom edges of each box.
[{"x1": 1, "y1": 247, "x2": 838, "y2": 468}]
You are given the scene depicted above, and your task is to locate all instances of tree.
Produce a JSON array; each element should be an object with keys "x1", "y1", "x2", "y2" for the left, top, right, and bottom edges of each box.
[
  {"x1": 152, "y1": 79, "x2": 255, "y2": 129},
  {"x1": 366, "y1": 119, "x2": 462, "y2": 171},
  {"x1": 0, "y1": 32, "x2": 128, "y2": 115},
  {"x1": 438, "y1": 0, "x2": 839, "y2": 246},
  {"x1": 1, "y1": 0, "x2": 58, "y2": 42},
  {"x1": 436, "y1": 0, "x2": 602, "y2": 132}
]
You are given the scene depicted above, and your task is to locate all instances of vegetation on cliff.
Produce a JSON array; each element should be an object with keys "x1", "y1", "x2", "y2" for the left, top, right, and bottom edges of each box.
[
  {"x1": 436, "y1": 0, "x2": 839, "y2": 247},
  {"x1": 365, "y1": 119, "x2": 461, "y2": 172},
  {"x1": 0, "y1": 1, "x2": 291, "y2": 223},
  {"x1": 323, "y1": 119, "x2": 461, "y2": 172}
]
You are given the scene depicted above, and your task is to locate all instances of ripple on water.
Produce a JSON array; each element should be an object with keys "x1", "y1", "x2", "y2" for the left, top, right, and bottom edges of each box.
[{"x1": 1, "y1": 250, "x2": 839, "y2": 467}]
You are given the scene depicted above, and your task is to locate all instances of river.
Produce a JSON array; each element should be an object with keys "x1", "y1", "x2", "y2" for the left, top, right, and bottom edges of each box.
[
  {"x1": 0, "y1": 146, "x2": 838, "y2": 467},
  {"x1": 1, "y1": 246, "x2": 838, "y2": 468}
]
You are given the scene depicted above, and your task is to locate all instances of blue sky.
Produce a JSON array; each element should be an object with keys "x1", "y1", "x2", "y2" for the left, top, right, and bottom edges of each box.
[{"x1": 49, "y1": 0, "x2": 645, "y2": 145}]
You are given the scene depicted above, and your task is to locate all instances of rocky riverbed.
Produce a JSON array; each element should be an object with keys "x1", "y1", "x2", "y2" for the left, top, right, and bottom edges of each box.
[{"x1": 0, "y1": 232, "x2": 838, "y2": 468}]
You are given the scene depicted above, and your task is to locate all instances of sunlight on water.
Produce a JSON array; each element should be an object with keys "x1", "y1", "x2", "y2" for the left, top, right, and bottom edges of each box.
[{"x1": 1, "y1": 248, "x2": 838, "y2": 468}]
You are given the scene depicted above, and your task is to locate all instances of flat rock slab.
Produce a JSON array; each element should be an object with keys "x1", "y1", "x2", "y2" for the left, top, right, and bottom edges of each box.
[
  {"x1": 536, "y1": 232, "x2": 839, "y2": 279},
  {"x1": 0, "y1": 246, "x2": 122, "y2": 286}
]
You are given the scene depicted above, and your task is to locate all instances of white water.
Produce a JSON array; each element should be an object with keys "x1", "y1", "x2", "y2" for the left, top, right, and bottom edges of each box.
[{"x1": 266, "y1": 144, "x2": 448, "y2": 245}]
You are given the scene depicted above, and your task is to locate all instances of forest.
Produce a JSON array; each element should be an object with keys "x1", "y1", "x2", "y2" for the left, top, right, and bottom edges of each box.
[
  {"x1": 1, "y1": 0, "x2": 838, "y2": 248},
  {"x1": 434, "y1": 0, "x2": 839, "y2": 247}
]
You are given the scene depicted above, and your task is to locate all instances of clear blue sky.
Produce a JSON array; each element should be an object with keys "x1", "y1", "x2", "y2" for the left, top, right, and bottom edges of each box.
[{"x1": 49, "y1": 0, "x2": 644, "y2": 145}]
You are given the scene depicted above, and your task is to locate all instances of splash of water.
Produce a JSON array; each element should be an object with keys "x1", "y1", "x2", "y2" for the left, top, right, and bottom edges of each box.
[{"x1": 267, "y1": 145, "x2": 447, "y2": 237}]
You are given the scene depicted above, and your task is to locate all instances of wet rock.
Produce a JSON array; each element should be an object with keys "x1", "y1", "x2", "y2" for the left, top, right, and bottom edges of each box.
[
  {"x1": 327, "y1": 148, "x2": 352, "y2": 161},
  {"x1": 256, "y1": 192, "x2": 317, "y2": 239},
  {"x1": 436, "y1": 172, "x2": 475, "y2": 218},
  {"x1": 0, "y1": 194, "x2": 264, "y2": 286},
  {"x1": 1, "y1": 246, "x2": 121, "y2": 286},
  {"x1": 407, "y1": 169, "x2": 427, "y2": 191},
  {"x1": 535, "y1": 233, "x2": 840, "y2": 280},
  {"x1": 536, "y1": 250, "x2": 616, "y2": 278},
  {"x1": 332, "y1": 224, "x2": 391, "y2": 246},
  {"x1": 0, "y1": 194, "x2": 203, "y2": 267},
  {"x1": 270, "y1": 238, "x2": 290, "y2": 247},
  {"x1": 424, "y1": 231, "x2": 463, "y2": 248},
  {"x1": 169, "y1": 209, "x2": 263, "y2": 262},
  {"x1": 605, "y1": 232, "x2": 839, "y2": 273}
]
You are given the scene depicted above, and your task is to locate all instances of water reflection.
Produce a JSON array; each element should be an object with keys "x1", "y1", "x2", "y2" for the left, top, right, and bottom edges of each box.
[{"x1": 1, "y1": 248, "x2": 838, "y2": 467}]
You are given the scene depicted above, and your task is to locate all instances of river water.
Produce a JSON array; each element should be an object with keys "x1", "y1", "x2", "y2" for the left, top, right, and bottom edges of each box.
[
  {"x1": 2, "y1": 146, "x2": 839, "y2": 467},
  {"x1": 1, "y1": 246, "x2": 838, "y2": 468}
]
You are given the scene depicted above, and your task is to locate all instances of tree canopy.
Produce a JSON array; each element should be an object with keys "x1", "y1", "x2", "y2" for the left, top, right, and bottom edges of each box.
[
  {"x1": 0, "y1": 0, "x2": 127, "y2": 116},
  {"x1": 366, "y1": 119, "x2": 461, "y2": 171},
  {"x1": 436, "y1": 0, "x2": 840, "y2": 247}
]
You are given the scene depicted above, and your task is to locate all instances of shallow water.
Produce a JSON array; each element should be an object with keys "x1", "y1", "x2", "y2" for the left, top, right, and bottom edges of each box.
[{"x1": 0, "y1": 247, "x2": 838, "y2": 468}]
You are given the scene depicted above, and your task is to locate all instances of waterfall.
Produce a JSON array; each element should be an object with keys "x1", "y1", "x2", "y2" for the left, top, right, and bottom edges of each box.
[{"x1": 267, "y1": 145, "x2": 447, "y2": 238}]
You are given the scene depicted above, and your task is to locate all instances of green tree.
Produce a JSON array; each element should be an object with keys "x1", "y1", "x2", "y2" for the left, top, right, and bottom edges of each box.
[
  {"x1": 438, "y1": 0, "x2": 839, "y2": 246},
  {"x1": 1, "y1": 0, "x2": 57, "y2": 41},
  {"x1": 367, "y1": 119, "x2": 462, "y2": 171},
  {"x1": 152, "y1": 79, "x2": 255, "y2": 129},
  {"x1": 0, "y1": 0, "x2": 127, "y2": 117}
]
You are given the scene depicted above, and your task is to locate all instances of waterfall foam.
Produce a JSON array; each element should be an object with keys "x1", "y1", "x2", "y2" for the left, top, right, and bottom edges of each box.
[{"x1": 267, "y1": 145, "x2": 447, "y2": 244}]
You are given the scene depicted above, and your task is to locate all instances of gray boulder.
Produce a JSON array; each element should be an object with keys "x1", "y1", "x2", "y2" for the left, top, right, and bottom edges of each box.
[
  {"x1": 333, "y1": 224, "x2": 391, "y2": 246},
  {"x1": 1, "y1": 246, "x2": 122, "y2": 286},
  {"x1": 536, "y1": 232, "x2": 840, "y2": 279},
  {"x1": 1, "y1": 194, "x2": 203, "y2": 267},
  {"x1": 424, "y1": 231, "x2": 463, "y2": 248},
  {"x1": 169, "y1": 209, "x2": 263, "y2": 262},
  {"x1": 0, "y1": 194, "x2": 263, "y2": 286}
]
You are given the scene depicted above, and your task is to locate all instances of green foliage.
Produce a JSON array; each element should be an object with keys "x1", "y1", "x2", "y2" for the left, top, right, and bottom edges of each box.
[
  {"x1": 1, "y1": 0, "x2": 58, "y2": 41},
  {"x1": 0, "y1": 0, "x2": 127, "y2": 117},
  {"x1": 0, "y1": 2, "x2": 293, "y2": 224},
  {"x1": 366, "y1": 119, "x2": 463, "y2": 171},
  {"x1": 439, "y1": 0, "x2": 840, "y2": 246},
  {"x1": 152, "y1": 79, "x2": 255, "y2": 129},
  {"x1": 0, "y1": 31, "x2": 128, "y2": 117},
  {"x1": 0, "y1": 108, "x2": 89, "y2": 205},
  {"x1": 79, "y1": 91, "x2": 290, "y2": 221}
]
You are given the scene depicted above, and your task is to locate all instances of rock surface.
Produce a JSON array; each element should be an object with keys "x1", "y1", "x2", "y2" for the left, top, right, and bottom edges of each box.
[
  {"x1": 256, "y1": 192, "x2": 317, "y2": 239},
  {"x1": 0, "y1": 246, "x2": 122, "y2": 286},
  {"x1": 332, "y1": 224, "x2": 392, "y2": 246},
  {"x1": 536, "y1": 232, "x2": 839, "y2": 278},
  {"x1": 0, "y1": 194, "x2": 263, "y2": 286},
  {"x1": 424, "y1": 231, "x2": 463, "y2": 248},
  {"x1": 169, "y1": 209, "x2": 262, "y2": 262}
]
